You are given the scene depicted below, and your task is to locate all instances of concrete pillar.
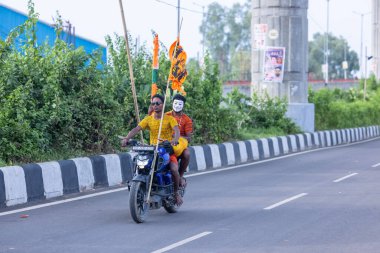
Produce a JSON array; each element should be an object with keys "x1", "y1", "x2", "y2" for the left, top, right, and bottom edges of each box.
[
  {"x1": 373, "y1": 0, "x2": 380, "y2": 79},
  {"x1": 251, "y1": 0, "x2": 314, "y2": 132}
]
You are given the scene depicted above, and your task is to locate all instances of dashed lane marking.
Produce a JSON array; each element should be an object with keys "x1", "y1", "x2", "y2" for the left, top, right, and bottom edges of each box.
[
  {"x1": 264, "y1": 193, "x2": 308, "y2": 210},
  {"x1": 151, "y1": 232, "x2": 212, "y2": 253},
  {"x1": 333, "y1": 173, "x2": 358, "y2": 183}
]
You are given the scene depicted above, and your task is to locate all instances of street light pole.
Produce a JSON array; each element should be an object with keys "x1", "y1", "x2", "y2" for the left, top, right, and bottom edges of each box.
[
  {"x1": 344, "y1": 44, "x2": 347, "y2": 79},
  {"x1": 364, "y1": 46, "x2": 368, "y2": 100},
  {"x1": 353, "y1": 11, "x2": 371, "y2": 78},
  {"x1": 324, "y1": 0, "x2": 330, "y2": 85}
]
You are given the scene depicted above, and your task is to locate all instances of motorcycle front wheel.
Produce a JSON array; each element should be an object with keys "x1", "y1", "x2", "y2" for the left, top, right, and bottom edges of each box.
[{"x1": 129, "y1": 181, "x2": 148, "y2": 223}]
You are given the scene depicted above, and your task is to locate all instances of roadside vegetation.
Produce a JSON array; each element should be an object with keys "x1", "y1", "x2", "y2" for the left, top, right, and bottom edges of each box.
[
  {"x1": 0, "y1": 3, "x2": 298, "y2": 166},
  {"x1": 309, "y1": 76, "x2": 380, "y2": 130}
]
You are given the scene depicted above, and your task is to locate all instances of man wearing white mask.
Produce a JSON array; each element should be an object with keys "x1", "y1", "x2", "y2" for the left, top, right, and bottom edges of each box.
[{"x1": 166, "y1": 94, "x2": 193, "y2": 187}]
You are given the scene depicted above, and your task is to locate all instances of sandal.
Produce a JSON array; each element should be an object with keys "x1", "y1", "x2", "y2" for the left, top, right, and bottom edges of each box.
[
  {"x1": 180, "y1": 177, "x2": 187, "y2": 188},
  {"x1": 174, "y1": 192, "x2": 183, "y2": 206}
]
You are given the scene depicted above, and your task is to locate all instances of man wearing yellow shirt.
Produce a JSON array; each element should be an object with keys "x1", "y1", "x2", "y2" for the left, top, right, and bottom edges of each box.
[{"x1": 121, "y1": 94, "x2": 183, "y2": 205}]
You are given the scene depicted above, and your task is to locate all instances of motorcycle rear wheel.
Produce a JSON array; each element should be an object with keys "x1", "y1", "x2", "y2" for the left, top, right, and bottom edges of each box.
[
  {"x1": 129, "y1": 181, "x2": 148, "y2": 223},
  {"x1": 164, "y1": 186, "x2": 185, "y2": 213},
  {"x1": 164, "y1": 200, "x2": 178, "y2": 213}
]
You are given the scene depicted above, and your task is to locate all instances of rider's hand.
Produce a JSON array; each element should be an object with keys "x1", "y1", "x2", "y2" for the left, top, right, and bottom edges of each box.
[
  {"x1": 170, "y1": 139, "x2": 179, "y2": 146},
  {"x1": 121, "y1": 138, "x2": 129, "y2": 147}
]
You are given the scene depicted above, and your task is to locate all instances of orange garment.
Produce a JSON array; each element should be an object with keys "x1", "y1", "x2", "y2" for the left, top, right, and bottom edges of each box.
[
  {"x1": 166, "y1": 111, "x2": 193, "y2": 137},
  {"x1": 170, "y1": 154, "x2": 178, "y2": 165},
  {"x1": 166, "y1": 111, "x2": 192, "y2": 157}
]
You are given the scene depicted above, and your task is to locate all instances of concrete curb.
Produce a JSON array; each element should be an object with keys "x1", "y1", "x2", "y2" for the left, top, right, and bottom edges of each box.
[{"x1": 1, "y1": 125, "x2": 379, "y2": 208}]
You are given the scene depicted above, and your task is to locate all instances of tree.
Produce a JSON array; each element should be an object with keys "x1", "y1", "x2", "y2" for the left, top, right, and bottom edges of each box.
[
  {"x1": 185, "y1": 54, "x2": 237, "y2": 144},
  {"x1": 200, "y1": 0, "x2": 251, "y2": 79},
  {"x1": 308, "y1": 33, "x2": 359, "y2": 80}
]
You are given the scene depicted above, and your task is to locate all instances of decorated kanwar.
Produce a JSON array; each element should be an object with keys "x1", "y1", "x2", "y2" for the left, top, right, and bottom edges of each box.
[{"x1": 119, "y1": 11, "x2": 193, "y2": 222}]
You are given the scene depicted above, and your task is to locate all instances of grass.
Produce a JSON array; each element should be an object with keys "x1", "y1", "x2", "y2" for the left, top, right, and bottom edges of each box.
[{"x1": 0, "y1": 159, "x2": 6, "y2": 167}]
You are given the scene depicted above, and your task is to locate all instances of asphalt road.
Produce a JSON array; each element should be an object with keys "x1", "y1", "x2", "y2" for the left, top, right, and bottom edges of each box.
[{"x1": 1, "y1": 138, "x2": 380, "y2": 253}]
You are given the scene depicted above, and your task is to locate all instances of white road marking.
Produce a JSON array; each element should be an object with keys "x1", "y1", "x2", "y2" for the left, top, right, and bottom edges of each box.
[
  {"x1": 333, "y1": 173, "x2": 358, "y2": 183},
  {"x1": 264, "y1": 193, "x2": 308, "y2": 210},
  {"x1": 0, "y1": 188, "x2": 127, "y2": 217},
  {"x1": 151, "y1": 232, "x2": 212, "y2": 253},
  {"x1": 372, "y1": 163, "x2": 380, "y2": 168}
]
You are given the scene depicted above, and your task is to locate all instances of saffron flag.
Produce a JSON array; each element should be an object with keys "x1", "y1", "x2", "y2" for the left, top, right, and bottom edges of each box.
[{"x1": 168, "y1": 39, "x2": 187, "y2": 95}]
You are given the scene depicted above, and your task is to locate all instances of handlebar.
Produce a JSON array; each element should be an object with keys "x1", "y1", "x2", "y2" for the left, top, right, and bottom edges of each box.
[
  {"x1": 119, "y1": 136, "x2": 177, "y2": 148},
  {"x1": 118, "y1": 136, "x2": 140, "y2": 147}
]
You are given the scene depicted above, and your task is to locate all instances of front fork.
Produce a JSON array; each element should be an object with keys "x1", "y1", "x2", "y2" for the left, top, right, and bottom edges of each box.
[{"x1": 131, "y1": 173, "x2": 151, "y2": 195}]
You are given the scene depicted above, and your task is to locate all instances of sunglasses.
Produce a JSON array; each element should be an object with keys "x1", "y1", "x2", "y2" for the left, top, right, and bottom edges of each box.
[{"x1": 151, "y1": 101, "x2": 162, "y2": 106}]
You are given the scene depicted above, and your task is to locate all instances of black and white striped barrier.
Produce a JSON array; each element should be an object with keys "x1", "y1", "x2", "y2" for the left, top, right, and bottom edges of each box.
[
  {"x1": 1, "y1": 126, "x2": 379, "y2": 208},
  {"x1": 186, "y1": 126, "x2": 379, "y2": 172},
  {"x1": 0, "y1": 154, "x2": 133, "y2": 208}
]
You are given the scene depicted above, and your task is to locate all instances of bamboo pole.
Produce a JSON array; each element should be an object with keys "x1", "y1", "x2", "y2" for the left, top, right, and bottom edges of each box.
[{"x1": 118, "y1": 0, "x2": 144, "y2": 143}]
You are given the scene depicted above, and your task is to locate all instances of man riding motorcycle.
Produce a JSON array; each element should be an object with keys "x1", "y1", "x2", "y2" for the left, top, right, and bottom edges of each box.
[{"x1": 121, "y1": 94, "x2": 183, "y2": 206}]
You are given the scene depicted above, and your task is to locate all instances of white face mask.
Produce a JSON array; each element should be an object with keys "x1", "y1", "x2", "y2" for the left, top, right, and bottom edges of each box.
[{"x1": 172, "y1": 99, "x2": 184, "y2": 112}]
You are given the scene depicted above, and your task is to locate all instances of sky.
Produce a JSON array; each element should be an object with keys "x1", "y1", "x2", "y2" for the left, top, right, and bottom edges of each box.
[{"x1": 0, "y1": 0, "x2": 373, "y2": 62}]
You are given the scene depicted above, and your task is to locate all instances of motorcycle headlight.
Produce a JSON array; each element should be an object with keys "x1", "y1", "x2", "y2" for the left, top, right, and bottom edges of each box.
[
  {"x1": 137, "y1": 159, "x2": 149, "y2": 168},
  {"x1": 137, "y1": 155, "x2": 148, "y2": 160}
]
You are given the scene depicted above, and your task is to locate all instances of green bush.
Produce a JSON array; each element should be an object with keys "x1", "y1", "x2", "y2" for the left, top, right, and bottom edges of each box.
[
  {"x1": 0, "y1": 3, "x2": 127, "y2": 163},
  {"x1": 185, "y1": 55, "x2": 238, "y2": 144},
  {"x1": 359, "y1": 74, "x2": 380, "y2": 92},
  {"x1": 309, "y1": 84, "x2": 380, "y2": 130},
  {"x1": 224, "y1": 89, "x2": 301, "y2": 135}
]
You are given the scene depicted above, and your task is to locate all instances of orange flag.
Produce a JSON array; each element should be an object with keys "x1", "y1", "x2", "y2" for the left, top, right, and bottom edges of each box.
[{"x1": 168, "y1": 39, "x2": 187, "y2": 95}]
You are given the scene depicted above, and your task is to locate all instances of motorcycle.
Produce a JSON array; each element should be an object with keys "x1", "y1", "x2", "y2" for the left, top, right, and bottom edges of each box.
[{"x1": 127, "y1": 139, "x2": 185, "y2": 223}]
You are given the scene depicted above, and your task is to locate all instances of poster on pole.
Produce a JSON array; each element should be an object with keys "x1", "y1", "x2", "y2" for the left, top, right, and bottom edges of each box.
[
  {"x1": 263, "y1": 47, "x2": 285, "y2": 83},
  {"x1": 253, "y1": 24, "x2": 268, "y2": 50}
]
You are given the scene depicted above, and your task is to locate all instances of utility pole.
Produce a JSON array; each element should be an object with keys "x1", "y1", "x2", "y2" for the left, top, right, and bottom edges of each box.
[
  {"x1": 364, "y1": 46, "x2": 368, "y2": 100},
  {"x1": 177, "y1": 0, "x2": 180, "y2": 36},
  {"x1": 353, "y1": 11, "x2": 371, "y2": 78},
  {"x1": 344, "y1": 44, "x2": 347, "y2": 79}
]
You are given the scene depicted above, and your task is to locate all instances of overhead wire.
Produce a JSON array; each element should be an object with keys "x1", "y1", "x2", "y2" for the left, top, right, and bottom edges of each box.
[
  {"x1": 308, "y1": 14, "x2": 324, "y2": 33},
  {"x1": 154, "y1": 0, "x2": 203, "y2": 15}
]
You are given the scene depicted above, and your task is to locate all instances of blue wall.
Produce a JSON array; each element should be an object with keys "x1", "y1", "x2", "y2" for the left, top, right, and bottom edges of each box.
[{"x1": 0, "y1": 4, "x2": 107, "y2": 63}]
